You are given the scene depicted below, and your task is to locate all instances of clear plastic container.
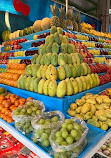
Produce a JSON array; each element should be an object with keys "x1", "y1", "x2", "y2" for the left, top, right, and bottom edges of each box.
[
  {"x1": 49, "y1": 117, "x2": 88, "y2": 158},
  {"x1": 12, "y1": 99, "x2": 45, "y2": 135},
  {"x1": 31, "y1": 111, "x2": 65, "y2": 147}
]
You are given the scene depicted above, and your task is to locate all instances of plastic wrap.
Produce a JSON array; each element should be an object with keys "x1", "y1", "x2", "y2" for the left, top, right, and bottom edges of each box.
[
  {"x1": 50, "y1": 117, "x2": 88, "y2": 158},
  {"x1": 31, "y1": 111, "x2": 65, "y2": 147}
]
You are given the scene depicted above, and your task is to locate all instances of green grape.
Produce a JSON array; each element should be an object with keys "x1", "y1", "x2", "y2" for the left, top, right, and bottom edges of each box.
[
  {"x1": 25, "y1": 122, "x2": 30, "y2": 128},
  {"x1": 65, "y1": 119, "x2": 71, "y2": 124},
  {"x1": 54, "y1": 152, "x2": 60, "y2": 158},
  {"x1": 62, "y1": 123, "x2": 68, "y2": 129},
  {"x1": 75, "y1": 133, "x2": 81, "y2": 141},
  {"x1": 16, "y1": 107, "x2": 21, "y2": 112},
  {"x1": 33, "y1": 137, "x2": 38, "y2": 143},
  {"x1": 14, "y1": 111, "x2": 19, "y2": 115},
  {"x1": 32, "y1": 107, "x2": 38, "y2": 112},
  {"x1": 36, "y1": 110, "x2": 41, "y2": 115},
  {"x1": 29, "y1": 126, "x2": 33, "y2": 131},
  {"x1": 62, "y1": 131, "x2": 68, "y2": 139},
  {"x1": 45, "y1": 120, "x2": 50, "y2": 125},
  {"x1": 67, "y1": 124, "x2": 74, "y2": 131},
  {"x1": 60, "y1": 128, "x2": 67, "y2": 132},
  {"x1": 38, "y1": 119, "x2": 45, "y2": 124},
  {"x1": 71, "y1": 130, "x2": 78, "y2": 138},
  {"x1": 21, "y1": 109, "x2": 26, "y2": 113},
  {"x1": 25, "y1": 128, "x2": 30, "y2": 134},
  {"x1": 66, "y1": 136, "x2": 73, "y2": 145},
  {"x1": 45, "y1": 129, "x2": 51, "y2": 134},
  {"x1": 15, "y1": 122, "x2": 21, "y2": 127},
  {"x1": 34, "y1": 103, "x2": 39, "y2": 108},
  {"x1": 73, "y1": 124, "x2": 81, "y2": 131},
  {"x1": 51, "y1": 116, "x2": 59, "y2": 122},
  {"x1": 27, "y1": 101, "x2": 33, "y2": 106},
  {"x1": 78, "y1": 130, "x2": 82, "y2": 137},
  {"x1": 61, "y1": 141, "x2": 67, "y2": 146},
  {"x1": 27, "y1": 108, "x2": 32, "y2": 114},
  {"x1": 55, "y1": 131, "x2": 62, "y2": 137},
  {"x1": 38, "y1": 129, "x2": 45, "y2": 134},
  {"x1": 31, "y1": 111, "x2": 36, "y2": 116},
  {"x1": 35, "y1": 133, "x2": 40, "y2": 138},
  {"x1": 42, "y1": 139, "x2": 50, "y2": 147},
  {"x1": 56, "y1": 137, "x2": 64, "y2": 145},
  {"x1": 41, "y1": 133, "x2": 49, "y2": 139}
]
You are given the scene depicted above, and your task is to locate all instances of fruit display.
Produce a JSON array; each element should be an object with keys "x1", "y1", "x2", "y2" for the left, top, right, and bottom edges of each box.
[
  {"x1": 0, "y1": 52, "x2": 14, "y2": 59},
  {"x1": 7, "y1": 63, "x2": 26, "y2": 75},
  {"x1": 68, "y1": 93, "x2": 111, "y2": 130},
  {"x1": 94, "y1": 57, "x2": 106, "y2": 63},
  {"x1": 13, "y1": 100, "x2": 45, "y2": 134},
  {"x1": 65, "y1": 32, "x2": 77, "y2": 39},
  {"x1": 33, "y1": 32, "x2": 50, "y2": 40},
  {"x1": 89, "y1": 64, "x2": 107, "y2": 73},
  {"x1": 0, "y1": 93, "x2": 26, "y2": 123},
  {"x1": 31, "y1": 40, "x2": 45, "y2": 47},
  {"x1": 14, "y1": 50, "x2": 26, "y2": 57},
  {"x1": 20, "y1": 59, "x2": 31, "y2": 65},
  {"x1": 16, "y1": 73, "x2": 100, "y2": 98},
  {"x1": 4, "y1": 38, "x2": 27, "y2": 46},
  {"x1": 50, "y1": 118, "x2": 88, "y2": 158},
  {"x1": 31, "y1": 111, "x2": 64, "y2": 146},
  {"x1": 99, "y1": 73, "x2": 111, "y2": 85},
  {"x1": 8, "y1": 59, "x2": 21, "y2": 64},
  {"x1": 88, "y1": 49, "x2": 100, "y2": 55},
  {"x1": 83, "y1": 58, "x2": 93, "y2": 64},
  {"x1": 98, "y1": 137, "x2": 111, "y2": 157},
  {"x1": 99, "y1": 88, "x2": 111, "y2": 98},
  {"x1": 25, "y1": 49, "x2": 38, "y2": 56},
  {"x1": 0, "y1": 68, "x2": 7, "y2": 73},
  {"x1": 0, "y1": 59, "x2": 8, "y2": 65},
  {"x1": 4, "y1": 45, "x2": 22, "y2": 51},
  {"x1": 76, "y1": 34, "x2": 89, "y2": 41},
  {"x1": 82, "y1": 41, "x2": 95, "y2": 48}
]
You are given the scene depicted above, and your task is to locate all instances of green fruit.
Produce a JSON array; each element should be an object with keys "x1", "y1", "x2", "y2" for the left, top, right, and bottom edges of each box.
[
  {"x1": 78, "y1": 53, "x2": 83, "y2": 63},
  {"x1": 48, "y1": 80, "x2": 57, "y2": 97},
  {"x1": 38, "y1": 79, "x2": 46, "y2": 94},
  {"x1": 25, "y1": 76, "x2": 32, "y2": 90},
  {"x1": 46, "y1": 42, "x2": 52, "y2": 53},
  {"x1": 69, "y1": 64, "x2": 77, "y2": 78},
  {"x1": 51, "y1": 116, "x2": 59, "y2": 122},
  {"x1": 29, "y1": 77, "x2": 36, "y2": 91},
  {"x1": 41, "y1": 65, "x2": 48, "y2": 78},
  {"x1": 55, "y1": 131, "x2": 62, "y2": 137},
  {"x1": 62, "y1": 131, "x2": 68, "y2": 138},
  {"x1": 71, "y1": 129, "x2": 78, "y2": 137},
  {"x1": 36, "y1": 54, "x2": 42, "y2": 64},
  {"x1": 62, "y1": 35, "x2": 69, "y2": 44},
  {"x1": 85, "y1": 76, "x2": 91, "y2": 90},
  {"x1": 52, "y1": 43, "x2": 59, "y2": 54},
  {"x1": 70, "y1": 78, "x2": 79, "y2": 94},
  {"x1": 67, "y1": 54, "x2": 72, "y2": 64},
  {"x1": 74, "y1": 53, "x2": 80, "y2": 65},
  {"x1": 44, "y1": 53, "x2": 52, "y2": 65},
  {"x1": 90, "y1": 73, "x2": 97, "y2": 87},
  {"x1": 50, "y1": 26, "x2": 57, "y2": 34},
  {"x1": 81, "y1": 63, "x2": 88, "y2": 75},
  {"x1": 63, "y1": 64, "x2": 72, "y2": 78},
  {"x1": 43, "y1": 80, "x2": 51, "y2": 95},
  {"x1": 31, "y1": 54, "x2": 38, "y2": 64},
  {"x1": 57, "y1": 80, "x2": 67, "y2": 98},
  {"x1": 49, "y1": 34, "x2": 55, "y2": 44},
  {"x1": 39, "y1": 44, "x2": 46, "y2": 55},
  {"x1": 32, "y1": 64, "x2": 40, "y2": 77},
  {"x1": 54, "y1": 32, "x2": 61, "y2": 45},
  {"x1": 33, "y1": 78, "x2": 41, "y2": 92},
  {"x1": 25, "y1": 65, "x2": 32, "y2": 76},
  {"x1": 57, "y1": 27, "x2": 63, "y2": 34},
  {"x1": 68, "y1": 44, "x2": 76, "y2": 54},
  {"x1": 80, "y1": 76, "x2": 87, "y2": 91},
  {"x1": 49, "y1": 64, "x2": 57, "y2": 80},
  {"x1": 45, "y1": 35, "x2": 50, "y2": 44},
  {"x1": 73, "y1": 63, "x2": 79, "y2": 77},
  {"x1": 61, "y1": 43, "x2": 68, "y2": 53},
  {"x1": 36, "y1": 65, "x2": 44, "y2": 78},
  {"x1": 75, "y1": 77, "x2": 83, "y2": 92},
  {"x1": 20, "y1": 75, "x2": 27, "y2": 89},
  {"x1": 80, "y1": 64, "x2": 84, "y2": 76},
  {"x1": 66, "y1": 136, "x2": 73, "y2": 145},
  {"x1": 56, "y1": 137, "x2": 64, "y2": 145},
  {"x1": 57, "y1": 66, "x2": 66, "y2": 80},
  {"x1": 40, "y1": 54, "x2": 46, "y2": 65},
  {"x1": 51, "y1": 53, "x2": 58, "y2": 66},
  {"x1": 76, "y1": 64, "x2": 81, "y2": 77},
  {"x1": 87, "y1": 65, "x2": 91, "y2": 74},
  {"x1": 58, "y1": 53, "x2": 67, "y2": 66},
  {"x1": 65, "y1": 78, "x2": 73, "y2": 96}
]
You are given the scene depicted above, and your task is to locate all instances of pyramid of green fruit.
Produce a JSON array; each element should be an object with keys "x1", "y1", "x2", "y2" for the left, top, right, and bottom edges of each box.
[{"x1": 17, "y1": 26, "x2": 100, "y2": 98}]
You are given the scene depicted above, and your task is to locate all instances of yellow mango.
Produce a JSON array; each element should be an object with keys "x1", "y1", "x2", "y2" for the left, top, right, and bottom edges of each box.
[
  {"x1": 96, "y1": 96, "x2": 103, "y2": 104},
  {"x1": 90, "y1": 104, "x2": 96, "y2": 114},
  {"x1": 75, "y1": 114, "x2": 83, "y2": 120},
  {"x1": 75, "y1": 107, "x2": 81, "y2": 113},
  {"x1": 95, "y1": 104, "x2": 105, "y2": 110},
  {"x1": 86, "y1": 98, "x2": 96, "y2": 104},
  {"x1": 84, "y1": 112, "x2": 93, "y2": 120},
  {"x1": 106, "y1": 119, "x2": 111, "y2": 127},
  {"x1": 75, "y1": 99, "x2": 86, "y2": 106},
  {"x1": 104, "y1": 109, "x2": 111, "y2": 119},
  {"x1": 70, "y1": 103, "x2": 77, "y2": 110},
  {"x1": 68, "y1": 109, "x2": 76, "y2": 116},
  {"x1": 95, "y1": 111, "x2": 107, "y2": 121},
  {"x1": 99, "y1": 121, "x2": 108, "y2": 130},
  {"x1": 92, "y1": 115, "x2": 98, "y2": 121},
  {"x1": 81, "y1": 103, "x2": 90, "y2": 114},
  {"x1": 87, "y1": 119, "x2": 100, "y2": 128}
]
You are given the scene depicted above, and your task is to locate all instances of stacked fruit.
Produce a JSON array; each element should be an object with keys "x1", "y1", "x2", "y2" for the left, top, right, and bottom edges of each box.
[
  {"x1": 0, "y1": 93, "x2": 26, "y2": 123},
  {"x1": 14, "y1": 50, "x2": 26, "y2": 57},
  {"x1": 4, "y1": 38, "x2": 27, "y2": 46},
  {"x1": 20, "y1": 59, "x2": 31, "y2": 65},
  {"x1": 33, "y1": 32, "x2": 50, "y2": 40},
  {"x1": 100, "y1": 88, "x2": 111, "y2": 98},
  {"x1": 103, "y1": 44, "x2": 111, "y2": 49},
  {"x1": 25, "y1": 50, "x2": 38, "y2": 56},
  {"x1": 89, "y1": 37, "x2": 98, "y2": 42},
  {"x1": 99, "y1": 73, "x2": 111, "y2": 85},
  {"x1": 13, "y1": 100, "x2": 45, "y2": 134},
  {"x1": 68, "y1": 93, "x2": 111, "y2": 130},
  {"x1": 94, "y1": 57, "x2": 106, "y2": 63},
  {"x1": 8, "y1": 59, "x2": 21, "y2": 64},
  {"x1": 89, "y1": 64, "x2": 107, "y2": 73},
  {"x1": 0, "y1": 72, "x2": 20, "y2": 87},
  {"x1": 0, "y1": 52, "x2": 14, "y2": 59},
  {"x1": 31, "y1": 40, "x2": 45, "y2": 47},
  {"x1": 7, "y1": 63, "x2": 26, "y2": 75},
  {"x1": 76, "y1": 34, "x2": 89, "y2": 41},
  {"x1": 88, "y1": 49, "x2": 100, "y2": 55},
  {"x1": 65, "y1": 32, "x2": 77, "y2": 39},
  {"x1": 0, "y1": 68, "x2": 7, "y2": 73},
  {"x1": 4, "y1": 45, "x2": 22, "y2": 51},
  {"x1": 82, "y1": 41, "x2": 95, "y2": 48},
  {"x1": 32, "y1": 111, "x2": 64, "y2": 146}
]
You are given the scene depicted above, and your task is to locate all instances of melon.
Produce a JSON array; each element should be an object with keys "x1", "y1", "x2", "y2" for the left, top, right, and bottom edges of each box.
[
  {"x1": 33, "y1": 20, "x2": 42, "y2": 32},
  {"x1": 15, "y1": 30, "x2": 20, "y2": 38},
  {"x1": 12, "y1": 32, "x2": 16, "y2": 39},
  {"x1": 9, "y1": 33, "x2": 13, "y2": 40},
  {"x1": 41, "y1": 17, "x2": 51, "y2": 30}
]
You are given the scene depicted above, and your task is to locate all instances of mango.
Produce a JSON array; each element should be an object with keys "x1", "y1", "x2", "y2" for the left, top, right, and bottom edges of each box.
[
  {"x1": 75, "y1": 99, "x2": 86, "y2": 106},
  {"x1": 61, "y1": 43, "x2": 68, "y2": 53},
  {"x1": 84, "y1": 112, "x2": 93, "y2": 120},
  {"x1": 69, "y1": 64, "x2": 77, "y2": 78},
  {"x1": 74, "y1": 53, "x2": 80, "y2": 65},
  {"x1": 67, "y1": 54, "x2": 72, "y2": 64},
  {"x1": 63, "y1": 64, "x2": 72, "y2": 78},
  {"x1": 80, "y1": 76, "x2": 87, "y2": 91},
  {"x1": 31, "y1": 54, "x2": 38, "y2": 64},
  {"x1": 36, "y1": 54, "x2": 42, "y2": 64},
  {"x1": 48, "y1": 80, "x2": 57, "y2": 97},
  {"x1": 68, "y1": 44, "x2": 76, "y2": 54},
  {"x1": 52, "y1": 43, "x2": 59, "y2": 54},
  {"x1": 32, "y1": 64, "x2": 40, "y2": 77},
  {"x1": 70, "y1": 78, "x2": 79, "y2": 94},
  {"x1": 90, "y1": 104, "x2": 96, "y2": 114},
  {"x1": 20, "y1": 75, "x2": 27, "y2": 89},
  {"x1": 33, "y1": 78, "x2": 41, "y2": 92},
  {"x1": 99, "y1": 121, "x2": 108, "y2": 130},
  {"x1": 75, "y1": 107, "x2": 82, "y2": 113},
  {"x1": 25, "y1": 76, "x2": 31, "y2": 90},
  {"x1": 75, "y1": 77, "x2": 83, "y2": 92},
  {"x1": 95, "y1": 111, "x2": 107, "y2": 121},
  {"x1": 38, "y1": 79, "x2": 46, "y2": 94},
  {"x1": 65, "y1": 78, "x2": 73, "y2": 96},
  {"x1": 70, "y1": 103, "x2": 77, "y2": 110},
  {"x1": 68, "y1": 109, "x2": 76, "y2": 116},
  {"x1": 25, "y1": 65, "x2": 32, "y2": 76},
  {"x1": 57, "y1": 27, "x2": 63, "y2": 34},
  {"x1": 81, "y1": 103, "x2": 90, "y2": 114},
  {"x1": 57, "y1": 66, "x2": 66, "y2": 80},
  {"x1": 85, "y1": 76, "x2": 91, "y2": 90},
  {"x1": 49, "y1": 65, "x2": 57, "y2": 80},
  {"x1": 40, "y1": 54, "x2": 46, "y2": 65},
  {"x1": 43, "y1": 79, "x2": 51, "y2": 95},
  {"x1": 96, "y1": 96, "x2": 103, "y2": 104},
  {"x1": 41, "y1": 65, "x2": 48, "y2": 78},
  {"x1": 87, "y1": 119, "x2": 100, "y2": 128},
  {"x1": 57, "y1": 80, "x2": 67, "y2": 98},
  {"x1": 36, "y1": 65, "x2": 44, "y2": 78},
  {"x1": 86, "y1": 98, "x2": 96, "y2": 104},
  {"x1": 44, "y1": 53, "x2": 52, "y2": 65},
  {"x1": 54, "y1": 32, "x2": 61, "y2": 45},
  {"x1": 51, "y1": 53, "x2": 58, "y2": 66},
  {"x1": 50, "y1": 26, "x2": 57, "y2": 34},
  {"x1": 75, "y1": 114, "x2": 83, "y2": 120},
  {"x1": 81, "y1": 63, "x2": 88, "y2": 75},
  {"x1": 62, "y1": 35, "x2": 69, "y2": 44},
  {"x1": 29, "y1": 77, "x2": 36, "y2": 91},
  {"x1": 104, "y1": 109, "x2": 111, "y2": 118},
  {"x1": 45, "y1": 35, "x2": 50, "y2": 44},
  {"x1": 58, "y1": 53, "x2": 66, "y2": 65}
]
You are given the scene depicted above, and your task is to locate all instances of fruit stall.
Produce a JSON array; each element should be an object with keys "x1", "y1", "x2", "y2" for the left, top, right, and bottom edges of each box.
[{"x1": 0, "y1": 2, "x2": 111, "y2": 158}]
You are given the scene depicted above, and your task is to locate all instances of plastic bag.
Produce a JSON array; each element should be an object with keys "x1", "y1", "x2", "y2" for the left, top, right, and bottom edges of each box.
[
  {"x1": 31, "y1": 111, "x2": 65, "y2": 147},
  {"x1": 12, "y1": 99, "x2": 45, "y2": 134},
  {"x1": 49, "y1": 117, "x2": 88, "y2": 158}
]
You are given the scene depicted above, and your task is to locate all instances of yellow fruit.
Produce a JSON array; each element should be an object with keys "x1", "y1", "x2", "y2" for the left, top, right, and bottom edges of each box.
[
  {"x1": 96, "y1": 96, "x2": 103, "y2": 104},
  {"x1": 68, "y1": 109, "x2": 76, "y2": 116},
  {"x1": 70, "y1": 103, "x2": 77, "y2": 110},
  {"x1": 81, "y1": 103, "x2": 90, "y2": 114},
  {"x1": 90, "y1": 104, "x2": 96, "y2": 114},
  {"x1": 41, "y1": 17, "x2": 51, "y2": 30},
  {"x1": 86, "y1": 98, "x2": 96, "y2": 104},
  {"x1": 33, "y1": 20, "x2": 42, "y2": 32},
  {"x1": 75, "y1": 99, "x2": 86, "y2": 106},
  {"x1": 75, "y1": 114, "x2": 83, "y2": 120},
  {"x1": 33, "y1": 35, "x2": 38, "y2": 40}
]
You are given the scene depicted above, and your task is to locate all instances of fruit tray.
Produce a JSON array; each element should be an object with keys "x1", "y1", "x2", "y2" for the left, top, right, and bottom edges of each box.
[
  {"x1": 0, "y1": 114, "x2": 106, "y2": 158},
  {"x1": 0, "y1": 65, "x2": 7, "y2": 68},
  {"x1": 0, "y1": 82, "x2": 110, "y2": 115}
]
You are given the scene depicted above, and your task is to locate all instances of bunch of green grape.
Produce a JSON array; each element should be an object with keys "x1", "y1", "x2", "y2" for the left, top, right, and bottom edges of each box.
[
  {"x1": 15, "y1": 119, "x2": 33, "y2": 134},
  {"x1": 54, "y1": 119, "x2": 83, "y2": 146},
  {"x1": 14, "y1": 101, "x2": 42, "y2": 116},
  {"x1": 32, "y1": 116, "x2": 59, "y2": 147}
]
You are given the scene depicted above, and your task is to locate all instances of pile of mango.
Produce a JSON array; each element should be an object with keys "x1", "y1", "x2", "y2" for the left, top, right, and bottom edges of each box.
[
  {"x1": 17, "y1": 73, "x2": 100, "y2": 98},
  {"x1": 32, "y1": 52, "x2": 83, "y2": 66},
  {"x1": 25, "y1": 63, "x2": 91, "y2": 81},
  {"x1": 68, "y1": 93, "x2": 111, "y2": 130}
]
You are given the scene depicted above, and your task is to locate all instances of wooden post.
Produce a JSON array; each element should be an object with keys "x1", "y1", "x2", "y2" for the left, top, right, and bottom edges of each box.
[{"x1": 66, "y1": 0, "x2": 68, "y2": 13}]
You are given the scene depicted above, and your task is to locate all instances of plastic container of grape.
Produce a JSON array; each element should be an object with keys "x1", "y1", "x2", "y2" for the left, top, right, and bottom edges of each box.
[{"x1": 50, "y1": 117, "x2": 88, "y2": 158}]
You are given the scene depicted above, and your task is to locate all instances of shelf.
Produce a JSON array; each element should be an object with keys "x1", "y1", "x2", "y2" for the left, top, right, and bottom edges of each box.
[
  {"x1": 94, "y1": 55, "x2": 111, "y2": 58},
  {"x1": 9, "y1": 56, "x2": 33, "y2": 60},
  {"x1": 0, "y1": 65, "x2": 7, "y2": 68}
]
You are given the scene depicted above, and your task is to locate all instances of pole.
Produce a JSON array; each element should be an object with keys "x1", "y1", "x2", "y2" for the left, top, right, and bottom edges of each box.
[{"x1": 66, "y1": 0, "x2": 68, "y2": 13}]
